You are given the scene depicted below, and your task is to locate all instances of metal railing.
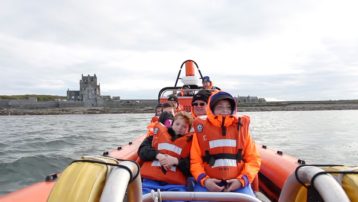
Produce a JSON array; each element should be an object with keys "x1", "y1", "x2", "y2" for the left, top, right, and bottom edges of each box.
[{"x1": 143, "y1": 191, "x2": 261, "y2": 202}]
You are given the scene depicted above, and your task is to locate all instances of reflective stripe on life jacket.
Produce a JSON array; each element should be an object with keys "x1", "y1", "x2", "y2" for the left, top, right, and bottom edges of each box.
[
  {"x1": 212, "y1": 159, "x2": 237, "y2": 167},
  {"x1": 157, "y1": 143, "x2": 182, "y2": 156},
  {"x1": 209, "y1": 139, "x2": 237, "y2": 148},
  {"x1": 193, "y1": 115, "x2": 250, "y2": 180},
  {"x1": 151, "y1": 160, "x2": 176, "y2": 172},
  {"x1": 140, "y1": 122, "x2": 192, "y2": 185}
]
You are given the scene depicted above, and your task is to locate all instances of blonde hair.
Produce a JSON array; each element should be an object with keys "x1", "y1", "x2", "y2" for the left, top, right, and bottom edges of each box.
[{"x1": 174, "y1": 111, "x2": 193, "y2": 129}]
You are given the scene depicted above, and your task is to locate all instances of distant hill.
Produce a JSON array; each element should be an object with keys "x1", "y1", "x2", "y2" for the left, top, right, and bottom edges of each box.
[{"x1": 0, "y1": 95, "x2": 66, "y2": 102}]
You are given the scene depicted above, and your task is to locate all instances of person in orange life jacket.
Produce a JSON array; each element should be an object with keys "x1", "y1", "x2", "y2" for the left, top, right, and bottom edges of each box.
[
  {"x1": 158, "y1": 111, "x2": 174, "y2": 128},
  {"x1": 202, "y1": 76, "x2": 220, "y2": 94},
  {"x1": 191, "y1": 90, "x2": 211, "y2": 118},
  {"x1": 202, "y1": 76, "x2": 213, "y2": 90},
  {"x1": 146, "y1": 103, "x2": 175, "y2": 136},
  {"x1": 179, "y1": 85, "x2": 194, "y2": 96},
  {"x1": 190, "y1": 91, "x2": 261, "y2": 196},
  {"x1": 138, "y1": 111, "x2": 194, "y2": 196},
  {"x1": 150, "y1": 103, "x2": 163, "y2": 123},
  {"x1": 168, "y1": 94, "x2": 184, "y2": 113},
  {"x1": 146, "y1": 111, "x2": 174, "y2": 137},
  {"x1": 146, "y1": 103, "x2": 167, "y2": 137},
  {"x1": 160, "y1": 102, "x2": 175, "y2": 117}
]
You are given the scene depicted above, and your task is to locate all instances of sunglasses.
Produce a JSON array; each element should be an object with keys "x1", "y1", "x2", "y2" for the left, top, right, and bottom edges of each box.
[{"x1": 192, "y1": 102, "x2": 206, "y2": 107}]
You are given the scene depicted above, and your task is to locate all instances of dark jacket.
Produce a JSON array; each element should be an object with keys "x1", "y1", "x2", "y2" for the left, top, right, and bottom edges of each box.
[{"x1": 138, "y1": 130, "x2": 191, "y2": 177}]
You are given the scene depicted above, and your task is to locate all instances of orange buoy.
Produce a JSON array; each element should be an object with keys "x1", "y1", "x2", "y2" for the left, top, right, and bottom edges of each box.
[{"x1": 185, "y1": 60, "x2": 195, "y2": 76}]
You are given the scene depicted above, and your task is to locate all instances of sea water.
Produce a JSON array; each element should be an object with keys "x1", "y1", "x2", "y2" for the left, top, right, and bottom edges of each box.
[{"x1": 1, "y1": 111, "x2": 358, "y2": 195}]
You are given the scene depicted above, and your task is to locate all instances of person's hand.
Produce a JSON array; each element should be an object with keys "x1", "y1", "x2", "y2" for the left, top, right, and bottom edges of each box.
[
  {"x1": 164, "y1": 155, "x2": 179, "y2": 166},
  {"x1": 224, "y1": 179, "x2": 242, "y2": 192},
  {"x1": 159, "y1": 155, "x2": 178, "y2": 169},
  {"x1": 156, "y1": 153, "x2": 166, "y2": 161},
  {"x1": 156, "y1": 153, "x2": 168, "y2": 170},
  {"x1": 204, "y1": 178, "x2": 225, "y2": 192}
]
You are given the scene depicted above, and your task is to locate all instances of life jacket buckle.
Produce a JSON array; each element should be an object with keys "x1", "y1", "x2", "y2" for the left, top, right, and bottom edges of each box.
[{"x1": 208, "y1": 157, "x2": 215, "y2": 166}]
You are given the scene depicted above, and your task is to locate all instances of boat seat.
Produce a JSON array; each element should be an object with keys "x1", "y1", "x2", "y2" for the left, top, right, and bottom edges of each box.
[{"x1": 186, "y1": 177, "x2": 196, "y2": 191}]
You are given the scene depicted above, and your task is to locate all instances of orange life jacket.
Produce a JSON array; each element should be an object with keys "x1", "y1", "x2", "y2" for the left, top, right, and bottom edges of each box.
[
  {"x1": 140, "y1": 123, "x2": 192, "y2": 185},
  {"x1": 151, "y1": 116, "x2": 159, "y2": 123},
  {"x1": 193, "y1": 115, "x2": 250, "y2": 180},
  {"x1": 146, "y1": 121, "x2": 157, "y2": 137}
]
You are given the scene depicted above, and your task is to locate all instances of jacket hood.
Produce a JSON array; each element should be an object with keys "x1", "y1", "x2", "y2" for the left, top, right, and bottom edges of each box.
[{"x1": 206, "y1": 91, "x2": 237, "y2": 127}]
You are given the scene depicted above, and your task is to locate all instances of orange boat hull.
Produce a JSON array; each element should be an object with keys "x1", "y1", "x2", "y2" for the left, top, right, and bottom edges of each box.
[{"x1": 0, "y1": 136, "x2": 299, "y2": 202}]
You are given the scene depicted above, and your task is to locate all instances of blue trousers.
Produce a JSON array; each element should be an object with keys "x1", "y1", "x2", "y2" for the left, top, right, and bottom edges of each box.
[
  {"x1": 193, "y1": 181, "x2": 255, "y2": 197},
  {"x1": 142, "y1": 178, "x2": 187, "y2": 202}
]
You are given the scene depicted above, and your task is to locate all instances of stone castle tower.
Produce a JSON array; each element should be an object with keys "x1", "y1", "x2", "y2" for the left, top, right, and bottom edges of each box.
[
  {"x1": 67, "y1": 74, "x2": 103, "y2": 107},
  {"x1": 80, "y1": 74, "x2": 101, "y2": 107}
]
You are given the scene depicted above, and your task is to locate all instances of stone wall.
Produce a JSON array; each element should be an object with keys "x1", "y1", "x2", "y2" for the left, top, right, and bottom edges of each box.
[
  {"x1": 0, "y1": 99, "x2": 157, "y2": 109},
  {"x1": 59, "y1": 101, "x2": 83, "y2": 108},
  {"x1": 102, "y1": 100, "x2": 157, "y2": 108},
  {"x1": 0, "y1": 100, "x2": 9, "y2": 108},
  {"x1": 8, "y1": 99, "x2": 36, "y2": 106},
  {"x1": 9, "y1": 100, "x2": 59, "y2": 109},
  {"x1": 103, "y1": 100, "x2": 123, "y2": 108}
]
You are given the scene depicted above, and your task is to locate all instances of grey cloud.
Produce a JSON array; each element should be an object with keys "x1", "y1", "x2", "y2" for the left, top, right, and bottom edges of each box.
[
  {"x1": 0, "y1": 0, "x2": 312, "y2": 51},
  {"x1": 1, "y1": 0, "x2": 357, "y2": 100},
  {"x1": 220, "y1": 70, "x2": 358, "y2": 101}
]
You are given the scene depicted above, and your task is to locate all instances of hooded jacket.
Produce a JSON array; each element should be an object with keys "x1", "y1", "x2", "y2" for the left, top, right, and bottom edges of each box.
[{"x1": 190, "y1": 91, "x2": 261, "y2": 187}]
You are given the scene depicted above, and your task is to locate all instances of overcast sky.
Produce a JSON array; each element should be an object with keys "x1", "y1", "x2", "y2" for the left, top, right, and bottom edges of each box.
[{"x1": 1, "y1": 0, "x2": 357, "y2": 101}]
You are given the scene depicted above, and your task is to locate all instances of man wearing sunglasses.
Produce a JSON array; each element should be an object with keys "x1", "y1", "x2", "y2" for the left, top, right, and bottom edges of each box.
[{"x1": 191, "y1": 90, "x2": 211, "y2": 118}]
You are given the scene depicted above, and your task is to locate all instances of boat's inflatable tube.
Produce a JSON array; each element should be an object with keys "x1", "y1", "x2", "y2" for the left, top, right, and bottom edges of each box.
[
  {"x1": 100, "y1": 160, "x2": 141, "y2": 202},
  {"x1": 279, "y1": 165, "x2": 350, "y2": 202},
  {"x1": 142, "y1": 191, "x2": 261, "y2": 202},
  {"x1": 47, "y1": 156, "x2": 118, "y2": 202},
  {"x1": 257, "y1": 145, "x2": 299, "y2": 201},
  {"x1": 0, "y1": 181, "x2": 55, "y2": 202},
  {"x1": 322, "y1": 166, "x2": 358, "y2": 202},
  {"x1": 108, "y1": 135, "x2": 146, "y2": 160}
]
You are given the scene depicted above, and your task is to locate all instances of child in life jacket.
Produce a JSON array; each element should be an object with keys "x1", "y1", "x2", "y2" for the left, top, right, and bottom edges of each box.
[
  {"x1": 146, "y1": 103, "x2": 175, "y2": 136},
  {"x1": 190, "y1": 91, "x2": 261, "y2": 196},
  {"x1": 150, "y1": 103, "x2": 163, "y2": 123},
  {"x1": 162, "y1": 102, "x2": 176, "y2": 115},
  {"x1": 138, "y1": 111, "x2": 194, "y2": 196},
  {"x1": 168, "y1": 94, "x2": 184, "y2": 113}
]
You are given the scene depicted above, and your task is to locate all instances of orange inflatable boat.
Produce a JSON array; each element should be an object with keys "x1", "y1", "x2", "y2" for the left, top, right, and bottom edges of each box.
[{"x1": 1, "y1": 60, "x2": 357, "y2": 202}]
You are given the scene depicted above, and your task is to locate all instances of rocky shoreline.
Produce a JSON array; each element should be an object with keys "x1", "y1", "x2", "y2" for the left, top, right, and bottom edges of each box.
[
  {"x1": 237, "y1": 100, "x2": 358, "y2": 112},
  {"x1": 1, "y1": 100, "x2": 358, "y2": 115}
]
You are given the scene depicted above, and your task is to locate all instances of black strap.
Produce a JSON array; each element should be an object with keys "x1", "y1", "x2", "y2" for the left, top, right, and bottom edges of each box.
[
  {"x1": 307, "y1": 185, "x2": 324, "y2": 202},
  {"x1": 311, "y1": 170, "x2": 358, "y2": 188},
  {"x1": 221, "y1": 117, "x2": 226, "y2": 136},
  {"x1": 294, "y1": 164, "x2": 346, "y2": 201},
  {"x1": 294, "y1": 164, "x2": 344, "y2": 188},
  {"x1": 309, "y1": 169, "x2": 358, "y2": 202},
  {"x1": 237, "y1": 117, "x2": 242, "y2": 130},
  {"x1": 203, "y1": 117, "x2": 243, "y2": 166},
  {"x1": 113, "y1": 158, "x2": 140, "y2": 181},
  {"x1": 203, "y1": 149, "x2": 242, "y2": 166},
  {"x1": 203, "y1": 150, "x2": 214, "y2": 165}
]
